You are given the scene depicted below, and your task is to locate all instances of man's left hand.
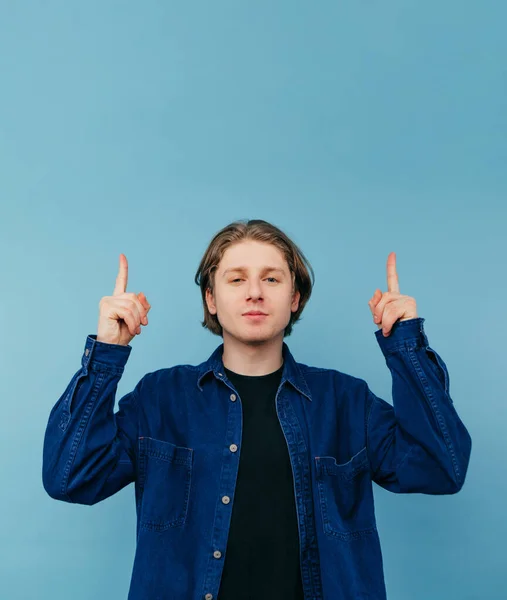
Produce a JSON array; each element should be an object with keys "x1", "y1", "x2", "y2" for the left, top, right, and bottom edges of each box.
[{"x1": 368, "y1": 252, "x2": 418, "y2": 337}]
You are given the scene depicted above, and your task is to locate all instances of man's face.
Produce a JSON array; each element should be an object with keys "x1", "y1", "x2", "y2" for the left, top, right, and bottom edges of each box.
[{"x1": 205, "y1": 240, "x2": 300, "y2": 345}]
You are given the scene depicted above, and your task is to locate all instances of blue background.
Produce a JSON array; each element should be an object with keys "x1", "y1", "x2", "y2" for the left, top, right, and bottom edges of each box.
[{"x1": 1, "y1": 2, "x2": 505, "y2": 598}]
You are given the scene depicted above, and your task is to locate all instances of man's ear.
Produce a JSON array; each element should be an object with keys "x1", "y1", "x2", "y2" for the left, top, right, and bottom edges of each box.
[
  {"x1": 291, "y1": 289, "x2": 300, "y2": 313},
  {"x1": 205, "y1": 287, "x2": 217, "y2": 315}
]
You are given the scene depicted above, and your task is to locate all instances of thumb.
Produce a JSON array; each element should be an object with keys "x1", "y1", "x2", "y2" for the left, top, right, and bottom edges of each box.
[
  {"x1": 368, "y1": 289, "x2": 383, "y2": 327},
  {"x1": 138, "y1": 291, "x2": 151, "y2": 312}
]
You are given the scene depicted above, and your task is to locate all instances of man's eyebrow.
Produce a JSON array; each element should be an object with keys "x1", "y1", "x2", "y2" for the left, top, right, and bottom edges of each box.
[{"x1": 222, "y1": 266, "x2": 286, "y2": 277}]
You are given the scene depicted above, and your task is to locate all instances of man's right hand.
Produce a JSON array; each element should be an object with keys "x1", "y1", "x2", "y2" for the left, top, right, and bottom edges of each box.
[{"x1": 97, "y1": 254, "x2": 151, "y2": 346}]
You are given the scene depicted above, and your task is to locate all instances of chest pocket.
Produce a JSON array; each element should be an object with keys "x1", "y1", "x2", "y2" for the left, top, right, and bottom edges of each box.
[
  {"x1": 138, "y1": 436, "x2": 193, "y2": 532},
  {"x1": 315, "y1": 446, "x2": 377, "y2": 540}
]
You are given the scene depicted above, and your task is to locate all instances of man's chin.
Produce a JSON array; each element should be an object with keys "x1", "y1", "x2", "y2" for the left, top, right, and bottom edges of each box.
[{"x1": 224, "y1": 327, "x2": 282, "y2": 346}]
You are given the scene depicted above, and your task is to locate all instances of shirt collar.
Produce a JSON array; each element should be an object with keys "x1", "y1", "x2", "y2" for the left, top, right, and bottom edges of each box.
[{"x1": 196, "y1": 341, "x2": 312, "y2": 402}]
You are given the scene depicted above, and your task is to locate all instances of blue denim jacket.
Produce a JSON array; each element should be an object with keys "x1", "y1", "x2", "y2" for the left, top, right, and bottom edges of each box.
[{"x1": 42, "y1": 317, "x2": 472, "y2": 600}]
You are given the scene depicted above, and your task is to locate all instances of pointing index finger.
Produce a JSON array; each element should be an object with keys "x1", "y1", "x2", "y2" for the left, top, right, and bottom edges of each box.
[
  {"x1": 386, "y1": 252, "x2": 400, "y2": 293},
  {"x1": 113, "y1": 253, "x2": 128, "y2": 296}
]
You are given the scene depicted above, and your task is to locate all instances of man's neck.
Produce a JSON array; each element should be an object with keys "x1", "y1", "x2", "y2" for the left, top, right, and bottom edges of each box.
[{"x1": 221, "y1": 334, "x2": 284, "y2": 376}]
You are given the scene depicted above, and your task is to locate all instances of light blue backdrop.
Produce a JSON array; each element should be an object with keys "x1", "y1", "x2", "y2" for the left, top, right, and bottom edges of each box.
[{"x1": 1, "y1": 2, "x2": 505, "y2": 599}]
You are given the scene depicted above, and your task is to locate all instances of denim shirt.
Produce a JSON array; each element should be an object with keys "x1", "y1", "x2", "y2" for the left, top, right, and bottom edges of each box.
[{"x1": 42, "y1": 317, "x2": 472, "y2": 600}]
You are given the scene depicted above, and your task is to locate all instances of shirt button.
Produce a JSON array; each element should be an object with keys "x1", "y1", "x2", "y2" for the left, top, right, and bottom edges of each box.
[
  {"x1": 213, "y1": 550, "x2": 222, "y2": 559},
  {"x1": 222, "y1": 495, "x2": 230, "y2": 504},
  {"x1": 230, "y1": 393, "x2": 236, "y2": 401},
  {"x1": 217, "y1": 372, "x2": 223, "y2": 377},
  {"x1": 229, "y1": 444, "x2": 238, "y2": 452},
  {"x1": 85, "y1": 349, "x2": 89, "y2": 356},
  {"x1": 205, "y1": 594, "x2": 213, "y2": 600}
]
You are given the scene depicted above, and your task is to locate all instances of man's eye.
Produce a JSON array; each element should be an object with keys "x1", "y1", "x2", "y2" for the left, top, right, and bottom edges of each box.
[{"x1": 230, "y1": 278, "x2": 278, "y2": 283}]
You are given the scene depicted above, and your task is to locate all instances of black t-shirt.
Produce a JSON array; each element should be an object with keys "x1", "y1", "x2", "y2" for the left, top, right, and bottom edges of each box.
[{"x1": 217, "y1": 362, "x2": 304, "y2": 600}]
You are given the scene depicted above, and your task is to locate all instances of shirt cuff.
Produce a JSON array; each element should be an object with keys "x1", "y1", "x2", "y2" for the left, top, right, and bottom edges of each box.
[
  {"x1": 374, "y1": 317, "x2": 428, "y2": 353},
  {"x1": 80, "y1": 334, "x2": 133, "y2": 372}
]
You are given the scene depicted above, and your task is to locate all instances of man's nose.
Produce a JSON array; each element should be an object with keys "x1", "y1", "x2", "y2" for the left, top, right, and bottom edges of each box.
[{"x1": 246, "y1": 279, "x2": 263, "y2": 299}]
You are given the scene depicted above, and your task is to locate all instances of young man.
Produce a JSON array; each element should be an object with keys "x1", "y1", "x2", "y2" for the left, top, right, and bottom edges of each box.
[{"x1": 43, "y1": 219, "x2": 472, "y2": 600}]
